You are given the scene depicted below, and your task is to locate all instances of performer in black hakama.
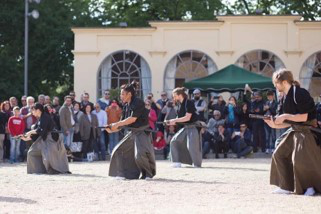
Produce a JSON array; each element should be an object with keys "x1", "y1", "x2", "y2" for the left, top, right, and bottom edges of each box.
[
  {"x1": 21, "y1": 103, "x2": 70, "y2": 174},
  {"x1": 166, "y1": 87, "x2": 202, "y2": 168},
  {"x1": 107, "y1": 82, "x2": 156, "y2": 180},
  {"x1": 264, "y1": 69, "x2": 321, "y2": 196}
]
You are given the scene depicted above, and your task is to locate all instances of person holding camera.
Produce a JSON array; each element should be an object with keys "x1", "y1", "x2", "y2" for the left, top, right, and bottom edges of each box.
[
  {"x1": 146, "y1": 93, "x2": 161, "y2": 115},
  {"x1": 230, "y1": 123, "x2": 253, "y2": 158},
  {"x1": 208, "y1": 95, "x2": 227, "y2": 119},
  {"x1": 213, "y1": 124, "x2": 230, "y2": 159},
  {"x1": 225, "y1": 96, "x2": 240, "y2": 135},
  {"x1": 161, "y1": 100, "x2": 177, "y2": 121}
]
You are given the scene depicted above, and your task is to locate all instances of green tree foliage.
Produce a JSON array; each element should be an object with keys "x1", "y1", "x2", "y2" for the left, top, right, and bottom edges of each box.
[
  {"x1": 102, "y1": 0, "x2": 225, "y2": 27},
  {"x1": 226, "y1": 0, "x2": 321, "y2": 20},
  {"x1": 0, "y1": 0, "x2": 102, "y2": 101},
  {"x1": 1, "y1": 0, "x2": 320, "y2": 101}
]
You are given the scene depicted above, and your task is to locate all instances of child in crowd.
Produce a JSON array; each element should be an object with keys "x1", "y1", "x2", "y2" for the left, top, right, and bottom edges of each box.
[
  {"x1": 153, "y1": 131, "x2": 166, "y2": 151},
  {"x1": 8, "y1": 107, "x2": 25, "y2": 163}
]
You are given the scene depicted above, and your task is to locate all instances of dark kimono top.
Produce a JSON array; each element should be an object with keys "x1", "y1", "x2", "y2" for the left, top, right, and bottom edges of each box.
[
  {"x1": 177, "y1": 98, "x2": 198, "y2": 124},
  {"x1": 281, "y1": 85, "x2": 316, "y2": 121},
  {"x1": 31, "y1": 112, "x2": 55, "y2": 141},
  {"x1": 122, "y1": 96, "x2": 149, "y2": 128}
]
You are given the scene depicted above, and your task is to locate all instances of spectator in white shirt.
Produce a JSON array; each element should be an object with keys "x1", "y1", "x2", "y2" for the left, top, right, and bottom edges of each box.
[{"x1": 92, "y1": 103, "x2": 107, "y2": 160}]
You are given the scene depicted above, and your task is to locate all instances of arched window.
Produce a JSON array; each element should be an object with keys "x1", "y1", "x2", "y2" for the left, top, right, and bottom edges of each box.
[
  {"x1": 300, "y1": 51, "x2": 321, "y2": 99},
  {"x1": 164, "y1": 50, "x2": 217, "y2": 94},
  {"x1": 98, "y1": 50, "x2": 151, "y2": 99},
  {"x1": 236, "y1": 50, "x2": 285, "y2": 77}
]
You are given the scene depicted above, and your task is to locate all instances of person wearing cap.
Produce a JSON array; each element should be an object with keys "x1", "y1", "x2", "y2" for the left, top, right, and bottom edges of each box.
[{"x1": 193, "y1": 89, "x2": 207, "y2": 122}]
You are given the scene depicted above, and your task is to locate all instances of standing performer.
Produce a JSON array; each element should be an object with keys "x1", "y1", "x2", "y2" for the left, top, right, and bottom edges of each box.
[
  {"x1": 264, "y1": 69, "x2": 321, "y2": 196},
  {"x1": 21, "y1": 103, "x2": 70, "y2": 174},
  {"x1": 166, "y1": 87, "x2": 202, "y2": 168},
  {"x1": 107, "y1": 82, "x2": 156, "y2": 180}
]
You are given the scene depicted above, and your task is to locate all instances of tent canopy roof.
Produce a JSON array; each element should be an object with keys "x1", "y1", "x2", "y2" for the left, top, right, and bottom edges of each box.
[{"x1": 184, "y1": 64, "x2": 274, "y2": 92}]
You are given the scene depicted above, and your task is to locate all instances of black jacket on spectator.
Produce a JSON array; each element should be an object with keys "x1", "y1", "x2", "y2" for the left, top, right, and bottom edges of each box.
[
  {"x1": 239, "y1": 109, "x2": 251, "y2": 130},
  {"x1": 250, "y1": 99, "x2": 266, "y2": 151},
  {"x1": 0, "y1": 112, "x2": 8, "y2": 134},
  {"x1": 264, "y1": 100, "x2": 277, "y2": 116},
  {"x1": 251, "y1": 99, "x2": 265, "y2": 117},
  {"x1": 213, "y1": 129, "x2": 230, "y2": 155},
  {"x1": 208, "y1": 101, "x2": 227, "y2": 119},
  {"x1": 80, "y1": 101, "x2": 94, "y2": 113}
]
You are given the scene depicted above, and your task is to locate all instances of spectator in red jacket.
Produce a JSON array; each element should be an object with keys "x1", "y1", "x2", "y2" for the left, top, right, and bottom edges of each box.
[
  {"x1": 8, "y1": 107, "x2": 25, "y2": 163},
  {"x1": 145, "y1": 100, "x2": 157, "y2": 130}
]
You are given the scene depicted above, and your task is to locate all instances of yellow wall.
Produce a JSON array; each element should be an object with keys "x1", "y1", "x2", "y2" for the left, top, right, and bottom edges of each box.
[{"x1": 72, "y1": 16, "x2": 321, "y2": 102}]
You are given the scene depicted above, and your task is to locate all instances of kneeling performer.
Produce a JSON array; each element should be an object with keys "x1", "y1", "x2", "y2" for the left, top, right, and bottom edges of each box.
[
  {"x1": 107, "y1": 82, "x2": 156, "y2": 180},
  {"x1": 21, "y1": 103, "x2": 70, "y2": 174},
  {"x1": 166, "y1": 87, "x2": 202, "y2": 168}
]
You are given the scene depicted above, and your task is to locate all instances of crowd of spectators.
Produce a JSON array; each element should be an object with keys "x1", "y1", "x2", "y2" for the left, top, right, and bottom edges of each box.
[
  {"x1": 0, "y1": 91, "x2": 122, "y2": 163},
  {"x1": 0, "y1": 86, "x2": 320, "y2": 163}
]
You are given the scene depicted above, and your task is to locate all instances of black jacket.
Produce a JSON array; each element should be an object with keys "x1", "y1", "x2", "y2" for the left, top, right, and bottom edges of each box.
[
  {"x1": 316, "y1": 102, "x2": 321, "y2": 122},
  {"x1": 0, "y1": 112, "x2": 8, "y2": 134}
]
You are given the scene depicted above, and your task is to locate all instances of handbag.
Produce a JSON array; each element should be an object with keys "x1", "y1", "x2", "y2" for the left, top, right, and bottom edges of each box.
[
  {"x1": 69, "y1": 141, "x2": 83, "y2": 152},
  {"x1": 87, "y1": 152, "x2": 95, "y2": 162}
]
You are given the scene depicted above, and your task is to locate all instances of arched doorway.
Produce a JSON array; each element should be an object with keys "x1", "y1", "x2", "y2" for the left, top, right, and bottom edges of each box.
[
  {"x1": 300, "y1": 51, "x2": 321, "y2": 99},
  {"x1": 235, "y1": 50, "x2": 285, "y2": 77},
  {"x1": 98, "y1": 50, "x2": 151, "y2": 99},
  {"x1": 164, "y1": 50, "x2": 217, "y2": 94}
]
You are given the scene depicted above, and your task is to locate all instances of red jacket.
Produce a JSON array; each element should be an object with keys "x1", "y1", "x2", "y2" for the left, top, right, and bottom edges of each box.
[
  {"x1": 148, "y1": 109, "x2": 157, "y2": 130},
  {"x1": 8, "y1": 116, "x2": 25, "y2": 136}
]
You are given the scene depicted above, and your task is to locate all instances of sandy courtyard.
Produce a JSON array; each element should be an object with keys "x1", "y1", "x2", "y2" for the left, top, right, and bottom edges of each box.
[{"x1": 0, "y1": 158, "x2": 320, "y2": 214}]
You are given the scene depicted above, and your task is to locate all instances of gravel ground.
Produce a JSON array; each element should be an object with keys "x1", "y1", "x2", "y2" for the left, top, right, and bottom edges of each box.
[{"x1": 0, "y1": 158, "x2": 320, "y2": 214}]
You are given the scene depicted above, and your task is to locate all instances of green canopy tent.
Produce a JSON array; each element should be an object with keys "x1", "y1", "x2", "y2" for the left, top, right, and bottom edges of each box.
[{"x1": 184, "y1": 64, "x2": 274, "y2": 92}]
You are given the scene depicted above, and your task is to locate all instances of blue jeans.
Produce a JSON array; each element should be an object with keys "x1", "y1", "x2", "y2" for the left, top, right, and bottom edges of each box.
[
  {"x1": 109, "y1": 132, "x2": 119, "y2": 154},
  {"x1": 234, "y1": 138, "x2": 253, "y2": 158},
  {"x1": 94, "y1": 133, "x2": 106, "y2": 160},
  {"x1": 10, "y1": 136, "x2": 21, "y2": 162},
  {"x1": 265, "y1": 124, "x2": 276, "y2": 150},
  {"x1": 63, "y1": 128, "x2": 74, "y2": 148}
]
